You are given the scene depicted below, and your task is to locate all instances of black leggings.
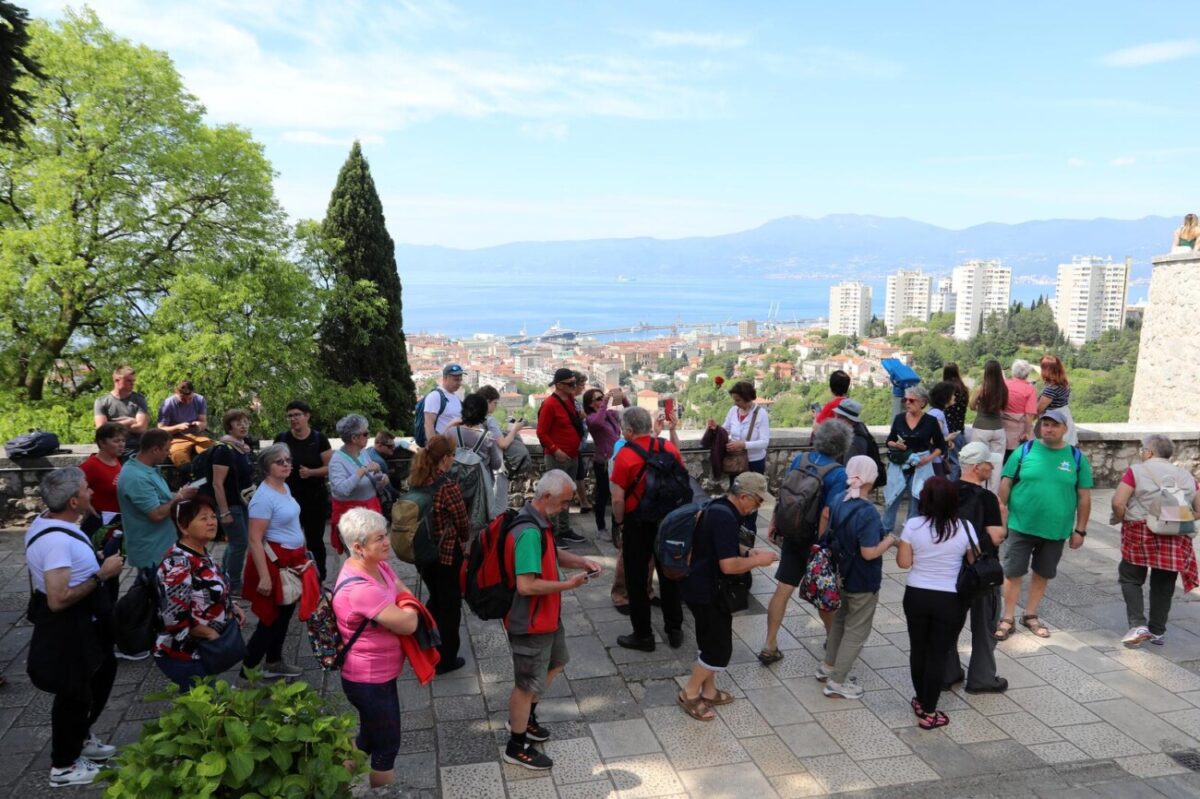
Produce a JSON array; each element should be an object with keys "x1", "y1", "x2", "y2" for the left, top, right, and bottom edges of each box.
[
  {"x1": 299, "y1": 498, "x2": 330, "y2": 583},
  {"x1": 51, "y1": 651, "x2": 116, "y2": 768},
  {"x1": 244, "y1": 602, "x2": 297, "y2": 667},
  {"x1": 419, "y1": 548, "x2": 464, "y2": 664},
  {"x1": 592, "y1": 461, "x2": 613, "y2": 531},
  {"x1": 903, "y1": 586, "x2": 967, "y2": 713}
]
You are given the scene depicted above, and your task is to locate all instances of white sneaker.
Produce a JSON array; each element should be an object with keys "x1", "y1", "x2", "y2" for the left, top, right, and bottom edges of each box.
[
  {"x1": 1122, "y1": 626, "x2": 1152, "y2": 647},
  {"x1": 1150, "y1": 633, "x2": 1166, "y2": 646},
  {"x1": 114, "y1": 649, "x2": 151, "y2": 661},
  {"x1": 49, "y1": 758, "x2": 99, "y2": 787},
  {"x1": 815, "y1": 662, "x2": 832, "y2": 682},
  {"x1": 823, "y1": 679, "x2": 865, "y2": 700},
  {"x1": 262, "y1": 660, "x2": 303, "y2": 678},
  {"x1": 81, "y1": 734, "x2": 116, "y2": 761}
]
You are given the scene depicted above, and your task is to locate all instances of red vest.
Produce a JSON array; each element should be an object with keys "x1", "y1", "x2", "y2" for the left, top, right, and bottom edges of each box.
[{"x1": 502, "y1": 508, "x2": 561, "y2": 635}]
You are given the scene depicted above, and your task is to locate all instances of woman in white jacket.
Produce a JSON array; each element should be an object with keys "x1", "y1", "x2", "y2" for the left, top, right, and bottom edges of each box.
[{"x1": 720, "y1": 380, "x2": 770, "y2": 533}]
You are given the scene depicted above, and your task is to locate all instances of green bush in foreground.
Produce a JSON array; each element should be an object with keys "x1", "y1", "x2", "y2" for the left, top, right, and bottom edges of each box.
[{"x1": 103, "y1": 675, "x2": 364, "y2": 799}]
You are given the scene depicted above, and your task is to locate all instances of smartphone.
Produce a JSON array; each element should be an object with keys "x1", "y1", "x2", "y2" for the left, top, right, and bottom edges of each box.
[
  {"x1": 664, "y1": 397, "x2": 675, "y2": 418},
  {"x1": 186, "y1": 477, "x2": 208, "y2": 489},
  {"x1": 583, "y1": 569, "x2": 600, "y2": 582}
]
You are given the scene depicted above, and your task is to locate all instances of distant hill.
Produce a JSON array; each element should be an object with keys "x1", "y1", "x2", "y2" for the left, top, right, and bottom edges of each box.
[{"x1": 393, "y1": 214, "x2": 1171, "y2": 285}]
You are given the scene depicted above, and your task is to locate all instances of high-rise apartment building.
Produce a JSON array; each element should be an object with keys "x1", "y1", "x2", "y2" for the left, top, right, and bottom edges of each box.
[
  {"x1": 930, "y1": 277, "x2": 957, "y2": 315},
  {"x1": 828, "y1": 281, "x2": 872, "y2": 337},
  {"x1": 952, "y1": 259, "x2": 1011, "y2": 340},
  {"x1": 737, "y1": 319, "x2": 758, "y2": 338},
  {"x1": 884, "y1": 269, "x2": 932, "y2": 333},
  {"x1": 1052, "y1": 256, "x2": 1130, "y2": 346}
]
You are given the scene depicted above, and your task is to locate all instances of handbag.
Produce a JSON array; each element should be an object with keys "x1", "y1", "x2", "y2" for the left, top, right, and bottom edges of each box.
[
  {"x1": 715, "y1": 570, "x2": 752, "y2": 614},
  {"x1": 197, "y1": 618, "x2": 248, "y2": 674},
  {"x1": 720, "y1": 407, "x2": 758, "y2": 476},
  {"x1": 956, "y1": 524, "x2": 1004, "y2": 597},
  {"x1": 798, "y1": 543, "x2": 842, "y2": 612},
  {"x1": 265, "y1": 544, "x2": 310, "y2": 604}
]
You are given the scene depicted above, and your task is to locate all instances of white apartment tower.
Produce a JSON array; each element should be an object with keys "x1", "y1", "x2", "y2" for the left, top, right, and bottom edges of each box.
[
  {"x1": 828, "y1": 281, "x2": 872, "y2": 337},
  {"x1": 1052, "y1": 256, "x2": 1130, "y2": 346},
  {"x1": 884, "y1": 269, "x2": 932, "y2": 333},
  {"x1": 930, "y1": 277, "x2": 957, "y2": 315},
  {"x1": 952, "y1": 259, "x2": 1011, "y2": 340}
]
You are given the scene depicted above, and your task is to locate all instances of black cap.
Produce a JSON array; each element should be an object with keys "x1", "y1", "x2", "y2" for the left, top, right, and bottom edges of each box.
[{"x1": 549, "y1": 368, "x2": 576, "y2": 386}]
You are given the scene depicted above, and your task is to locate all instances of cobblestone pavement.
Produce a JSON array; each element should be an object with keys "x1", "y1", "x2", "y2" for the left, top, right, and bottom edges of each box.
[{"x1": 7, "y1": 490, "x2": 1200, "y2": 797}]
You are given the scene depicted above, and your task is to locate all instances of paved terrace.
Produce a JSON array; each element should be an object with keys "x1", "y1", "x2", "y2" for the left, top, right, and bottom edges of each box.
[{"x1": 5, "y1": 491, "x2": 1200, "y2": 798}]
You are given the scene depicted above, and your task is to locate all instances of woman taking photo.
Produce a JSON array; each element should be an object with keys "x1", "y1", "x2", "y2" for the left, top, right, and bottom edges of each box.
[
  {"x1": 969, "y1": 360, "x2": 1009, "y2": 493},
  {"x1": 942, "y1": 364, "x2": 970, "y2": 480},
  {"x1": 1037, "y1": 355, "x2": 1076, "y2": 446},
  {"x1": 882, "y1": 385, "x2": 945, "y2": 535},
  {"x1": 274, "y1": 400, "x2": 333, "y2": 583},
  {"x1": 712, "y1": 381, "x2": 770, "y2": 532},
  {"x1": 583, "y1": 387, "x2": 628, "y2": 536},
  {"x1": 154, "y1": 495, "x2": 245, "y2": 689},
  {"x1": 897, "y1": 477, "x2": 978, "y2": 730},
  {"x1": 407, "y1": 435, "x2": 471, "y2": 674},
  {"x1": 211, "y1": 409, "x2": 255, "y2": 594},
  {"x1": 476, "y1": 385, "x2": 527, "y2": 511},
  {"x1": 242, "y1": 444, "x2": 314, "y2": 679},
  {"x1": 454, "y1": 394, "x2": 503, "y2": 521},
  {"x1": 330, "y1": 414, "x2": 387, "y2": 556},
  {"x1": 334, "y1": 508, "x2": 420, "y2": 789}
]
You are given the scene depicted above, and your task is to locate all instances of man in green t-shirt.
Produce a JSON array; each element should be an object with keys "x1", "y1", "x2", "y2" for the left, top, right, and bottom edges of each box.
[{"x1": 996, "y1": 409, "x2": 1093, "y2": 641}]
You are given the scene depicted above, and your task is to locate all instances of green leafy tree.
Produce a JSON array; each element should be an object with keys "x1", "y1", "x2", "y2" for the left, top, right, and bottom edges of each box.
[
  {"x1": 317, "y1": 142, "x2": 416, "y2": 433},
  {"x1": 866, "y1": 316, "x2": 887, "y2": 338},
  {"x1": 0, "y1": 1, "x2": 41, "y2": 142},
  {"x1": 0, "y1": 10, "x2": 281, "y2": 400}
]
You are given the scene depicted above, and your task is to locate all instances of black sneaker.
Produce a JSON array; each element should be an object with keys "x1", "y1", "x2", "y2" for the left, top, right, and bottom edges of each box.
[
  {"x1": 558, "y1": 530, "x2": 587, "y2": 545},
  {"x1": 503, "y1": 743, "x2": 553, "y2": 771},
  {"x1": 436, "y1": 656, "x2": 466, "y2": 675},
  {"x1": 506, "y1": 719, "x2": 550, "y2": 743},
  {"x1": 965, "y1": 677, "x2": 1009, "y2": 694},
  {"x1": 617, "y1": 634, "x2": 656, "y2": 652},
  {"x1": 667, "y1": 629, "x2": 684, "y2": 649}
]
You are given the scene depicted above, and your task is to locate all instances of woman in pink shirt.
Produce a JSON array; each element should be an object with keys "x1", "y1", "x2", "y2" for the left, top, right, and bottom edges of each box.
[
  {"x1": 1002, "y1": 359, "x2": 1038, "y2": 462},
  {"x1": 333, "y1": 508, "x2": 419, "y2": 789}
]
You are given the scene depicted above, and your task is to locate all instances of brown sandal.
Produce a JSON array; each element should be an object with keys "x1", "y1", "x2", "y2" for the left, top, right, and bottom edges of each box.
[
  {"x1": 702, "y1": 689, "x2": 735, "y2": 706},
  {"x1": 677, "y1": 691, "x2": 715, "y2": 721},
  {"x1": 994, "y1": 618, "x2": 1016, "y2": 641},
  {"x1": 1021, "y1": 615, "x2": 1051, "y2": 638}
]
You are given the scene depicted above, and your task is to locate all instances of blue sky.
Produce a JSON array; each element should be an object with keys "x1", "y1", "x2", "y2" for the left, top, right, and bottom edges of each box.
[{"x1": 25, "y1": 1, "x2": 1200, "y2": 248}]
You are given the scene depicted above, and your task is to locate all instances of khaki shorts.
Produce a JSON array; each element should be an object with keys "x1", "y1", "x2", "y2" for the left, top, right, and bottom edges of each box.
[{"x1": 509, "y1": 628, "x2": 569, "y2": 695}]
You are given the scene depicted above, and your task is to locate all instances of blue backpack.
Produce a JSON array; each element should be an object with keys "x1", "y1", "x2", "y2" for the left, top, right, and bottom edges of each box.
[
  {"x1": 412, "y1": 389, "x2": 449, "y2": 446},
  {"x1": 656, "y1": 500, "x2": 713, "y2": 581},
  {"x1": 4, "y1": 430, "x2": 60, "y2": 458}
]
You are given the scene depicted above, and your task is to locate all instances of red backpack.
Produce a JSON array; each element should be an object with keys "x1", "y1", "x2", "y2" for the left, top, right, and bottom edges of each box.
[{"x1": 460, "y1": 509, "x2": 520, "y2": 620}]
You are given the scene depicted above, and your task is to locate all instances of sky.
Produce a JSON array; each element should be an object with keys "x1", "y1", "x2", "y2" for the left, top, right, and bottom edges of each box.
[{"x1": 23, "y1": 1, "x2": 1200, "y2": 249}]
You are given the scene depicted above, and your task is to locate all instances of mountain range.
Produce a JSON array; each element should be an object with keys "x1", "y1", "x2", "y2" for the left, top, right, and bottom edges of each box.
[{"x1": 394, "y1": 214, "x2": 1174, "y2": 286}]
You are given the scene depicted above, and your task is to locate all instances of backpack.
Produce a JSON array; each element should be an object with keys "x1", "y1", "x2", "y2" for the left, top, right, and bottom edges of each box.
[
  {"x1": 774, "y1": 453, "x2": 838, "y2": 546},
  {"x1": 624, "y1": 439, "x2": 692, "y2": 523},
  {"x1": 503, "y1": 437, "x2": 533, "y2": 480},
  {"x1": 450, "y1": 428, "x2": 494, "y2": 532},
  {"x1": 188, "y1": 442, "x2": 236, "y2": 493},
  {"x1": 1011, "y1": 440, "x2": 1082, "y2": 488},
  {"x1": 853, "y1": 423, "x2": 887, "y2": 488},
  {"x1": 4, "y1": 430, "x2": 60, "y2": 458},
  {"x1": 461, "y1": 508, "x2": 523, "y2": 620},
  {"x1": 1134, "y1": 463, "x2": 1197, "y2": 536},
  {"x1": 413, "y1": 389, "x2": 449, "y2": 446},
  {"x1": 113, "y1": 571, "x2": 161, "y2": 656},
  {"x1": 306, "y1": 576, "x2": 373, "y2": 671},
  {"x1": 389, "y1": 480, "x2": 441, "y2": 566},
  {"x1": 655, "y1": 500, "x2": 714, "y2": 580},
  {"x1": 798, "y1": 541, "x2": 842, "y2": 613}
]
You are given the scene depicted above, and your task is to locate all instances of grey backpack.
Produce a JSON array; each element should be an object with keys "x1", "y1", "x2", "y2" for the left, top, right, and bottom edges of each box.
[
  {"x1": 451, "y1": 429, "x2": 494, "y2": 533},
  {"x1": 774, "y1": 453, "x2": 837, "y2": 546}
]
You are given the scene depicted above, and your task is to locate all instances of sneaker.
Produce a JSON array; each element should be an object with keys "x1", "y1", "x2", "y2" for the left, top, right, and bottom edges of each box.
[
  {"x1": 1150, "y1": 633, "x2": 1166, "y2": 646},
  {"x1": 436, "y1": 656, "x2": 467, "y2": 675},
  {"x1": 667, "y1": 629, "x2": 684, "y2": 649},
  {"x1": 81, "y1": 734, "x2": 116, "y2": 761},
  {"x1": 505, "y1": 719, "x2": 550, "y2": 743},
  {"x1": 1122, "y1": 626, "x2": 1153, "y2": 647},
  {"x1": 114, "y1": 649, "x2": 151, "y2": 661},
  {"x1": 49, "y1": 758, "x2": 99, "y2": 787},
  {"x1": 823, "y1": 679, "x2": 865, "y2": 700},
  {"x1": 815, "y1": 662, "x2": 832, "y2": 682},
  {"x1": 261, "y1": 660, "x2": 303, "y2": 678},
  {"x1": 503, "y1": 742, "x2": 553, "y2": 771},
  {"x1": 965, "y1": 677, "x2": 1009, "y2": 694},
  {"x1": 558, "y1": 530, "x2": 587, "y2": 545}
]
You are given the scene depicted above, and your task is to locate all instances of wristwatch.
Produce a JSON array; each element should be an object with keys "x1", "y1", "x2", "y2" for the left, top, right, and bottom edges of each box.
[
  {"x1": 90, "y1": 574, "x2": 102, "y2": 586},
  {"x1": 1073, "y1": 529, "x2": 1088, "y2": 537}
]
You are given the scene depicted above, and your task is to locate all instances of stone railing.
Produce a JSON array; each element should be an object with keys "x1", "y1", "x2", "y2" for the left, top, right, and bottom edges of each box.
[{"x1": 5, "y1": 424, "x2": 1198, "y2": 525}]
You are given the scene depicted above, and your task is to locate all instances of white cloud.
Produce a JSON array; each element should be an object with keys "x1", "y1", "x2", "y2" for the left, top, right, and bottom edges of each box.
[
  {"x1": 1101, "y1": 39, "x2": 1200, "y2": 67},
  {"x1": 281, "y1": 131, "x2": 384, "y2": 147},
  {"x1": 1111, "y1": 156, "x2": 1137, "y2": 167},
  {"x1": 639, "y1": 30, "x2": 748, "y2": 49},
  {"x1": 759, "y1": 48, "x2": 901, "y2": 80},
  {"x1": 518, "y1": 121, "x2": 569, "y2": 141},
  {"x1": 1066, "y1": 158, "x2": 1087, "y2": 168}
]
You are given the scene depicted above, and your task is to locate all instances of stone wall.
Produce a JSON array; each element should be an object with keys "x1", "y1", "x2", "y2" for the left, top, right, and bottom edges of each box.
[
  {"x1": 6, "y1": 424, "x2": 1199, "y2": 525},
  {"x1": 1130, "y1": 251, "x2": 1200, "y2": 423}
]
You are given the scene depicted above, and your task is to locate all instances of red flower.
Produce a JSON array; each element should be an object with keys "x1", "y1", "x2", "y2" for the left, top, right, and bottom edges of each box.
[{"x1": 714, "y1": 376, "x2": 725, "y2": 386}]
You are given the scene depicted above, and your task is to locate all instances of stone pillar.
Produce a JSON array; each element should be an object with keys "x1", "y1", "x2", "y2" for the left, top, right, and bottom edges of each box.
[{"x1": 1129, "y1": 251, "x2": 1200, "y2": 423}]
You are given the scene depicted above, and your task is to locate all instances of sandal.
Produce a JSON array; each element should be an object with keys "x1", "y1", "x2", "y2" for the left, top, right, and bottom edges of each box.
[
  {"x1": 994, "y1": 618, "x2": 1016, "y2": 641},
  {"x1": 757, "y1": 648, "x2": 784, "y2": 666},
  {"x1": 677, "y1": 691, "x2": 715, "y2": 721},
  {"x1": 1021, "y1": 615, "x2": 1051, "y2": 638},
  {"x1": 918, "y1": 711, "x2": 950, "y2": 730},
  {"x1": 702, "y1": 689, "x2": 735, "y2": 706},
  {"x1": 910, "y1": 696, "x2": 924, "y2": 717}
]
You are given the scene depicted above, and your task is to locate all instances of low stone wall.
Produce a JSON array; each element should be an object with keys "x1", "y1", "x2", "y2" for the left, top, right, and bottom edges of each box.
[{"x1": 5, "y1": 424, "x2": 1198, "y2": 525}]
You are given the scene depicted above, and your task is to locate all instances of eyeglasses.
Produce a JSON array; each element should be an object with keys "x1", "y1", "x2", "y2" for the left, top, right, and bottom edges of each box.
[
  {"x1": 558, "y1": 381, "x2": 576, "y2": 387},
  {"x1": 904, "y1": 398, "x2": 920, "y2": 403},
  {"x1": 273, "y1": 458, "x2": 292, "y2": 466},
  {"x1": 286, "y1": 412, "x2": 305, "y2": 418}
]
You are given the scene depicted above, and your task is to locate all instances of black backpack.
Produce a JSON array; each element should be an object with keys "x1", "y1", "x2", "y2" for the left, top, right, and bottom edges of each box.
[
  {"x1": 4, "y1": 430, "x2": 60, "y2": 458},
  {"x1": 624, "y1": 439, "x2": 692, "y2": 523},
  {"x1": 853, "y1": 423, "x2": 887, "y2": 488},
  {"x1": 413, "y1": 389, "x2": 449, "y2": 446},
  {"x1": 113, "y1": 571, "x2": 162, "y2": 656}
]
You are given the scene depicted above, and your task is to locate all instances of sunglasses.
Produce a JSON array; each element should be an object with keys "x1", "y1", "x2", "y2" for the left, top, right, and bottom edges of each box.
[
  {"x1": 274, "y1": 458, "x2": 293, "y2": 466},
  {"x1": 904, "y1": 398, "x2": 921, "y2": 403}
]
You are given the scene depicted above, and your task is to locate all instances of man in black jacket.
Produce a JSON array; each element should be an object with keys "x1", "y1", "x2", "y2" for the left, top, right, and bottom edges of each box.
[{"x1": 832, "y1": 400, "x2": 886, "y2": 486}]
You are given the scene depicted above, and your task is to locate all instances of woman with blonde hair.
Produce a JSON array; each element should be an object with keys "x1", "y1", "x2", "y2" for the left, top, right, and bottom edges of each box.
[
  {"x1": 1037, "y1": 355, "x2": 1076, "y2": 446},
  {"x1": 1173, "y1": 214, "x2": 1198, "y2": 252}
]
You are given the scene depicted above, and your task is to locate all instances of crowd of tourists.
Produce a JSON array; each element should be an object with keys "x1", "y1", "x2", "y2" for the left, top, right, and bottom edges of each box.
[{"x1": 20, "y1": 356, "x2": 1200, "y2": 785}]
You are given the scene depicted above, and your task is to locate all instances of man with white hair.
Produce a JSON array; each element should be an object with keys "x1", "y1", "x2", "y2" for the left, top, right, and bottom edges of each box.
[{"x1": 503, "y1": 470, "x2": 601, "y2": 772}]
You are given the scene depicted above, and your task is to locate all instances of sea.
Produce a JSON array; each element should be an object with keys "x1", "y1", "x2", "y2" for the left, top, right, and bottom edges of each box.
[{"x1": 400, "y1": 275, "x2": 1055, "y2": 340}]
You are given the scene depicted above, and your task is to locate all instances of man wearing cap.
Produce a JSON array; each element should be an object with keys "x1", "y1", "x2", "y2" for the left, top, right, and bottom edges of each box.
[
  {"x1": 995, "y1": 409, "x2": 1093, "y2": 641},
  {"x1": 537, "y1": 369, "x2": 587, "y2": 545},
  {"x1": 833, "y1": 399, "x2": 886, "y2": 480},
  {"x1": 945, "y1": 441, "x2": 1009, "y2": 692},
  {"x1": 676, "y1": 472, "x2": 779, "y2": 721},
  {"x1": 422, "y1": 365, "x2": 465, "y2": 443}
]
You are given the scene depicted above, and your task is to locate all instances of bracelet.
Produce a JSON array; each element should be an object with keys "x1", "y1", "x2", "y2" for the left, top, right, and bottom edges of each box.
[{"x1": 1073, "y1": 529, "x2": 1087, "y2": 537}]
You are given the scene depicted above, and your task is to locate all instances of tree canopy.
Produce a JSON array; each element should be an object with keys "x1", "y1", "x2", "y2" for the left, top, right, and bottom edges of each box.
[{"x1": 0, "y1": 1, "x2": 41, "y2": 142}]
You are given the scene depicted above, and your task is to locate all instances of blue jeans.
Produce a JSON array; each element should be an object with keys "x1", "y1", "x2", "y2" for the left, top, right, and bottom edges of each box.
[
  {"x1": 945, "y1": 432, "x2": 965, "y2": 483},
  {"x1": 221, "y1": 505, "x2": 248, "y2": 591},
  {"x1": 882, "y1": 470, "x2": 918, "y2": 534},
  {"x1": 155, "y1": 656, "x2": 209, "y2": 691}
]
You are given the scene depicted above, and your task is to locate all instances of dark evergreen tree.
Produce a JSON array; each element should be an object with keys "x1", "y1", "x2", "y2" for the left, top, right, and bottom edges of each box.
[
  {"x1": 0, "y1": 1, "x2": 42, "y2": 142},
  {"x1": 318, "y1": 142, "x2": 416, "y2": 432}
]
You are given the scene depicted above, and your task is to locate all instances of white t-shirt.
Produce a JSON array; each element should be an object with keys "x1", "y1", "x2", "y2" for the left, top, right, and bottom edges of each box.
[
  {"x1": 900, "y1": 516, "x2": 978, "y2": 592},
  {"x1": 422, "y1": 387, "x2": 462, "y2": 434},
  {"x1": 247, "y1": 483, "x2": 306, "y2": 548},
  {"x1": 25, "y1": 515, "x2": 100, "y2": 593}
]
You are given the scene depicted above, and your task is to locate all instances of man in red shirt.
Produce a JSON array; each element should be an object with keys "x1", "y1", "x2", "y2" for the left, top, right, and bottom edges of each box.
[
  {"x1": 611, "y1": 406, "x2": 686, "y2": 651},
  {"x1": 813, "y1": 370, "x2": 850, "y2": 427},
  {"x1": 537, "y1": 369, "x2": 587, "y2": 545}
]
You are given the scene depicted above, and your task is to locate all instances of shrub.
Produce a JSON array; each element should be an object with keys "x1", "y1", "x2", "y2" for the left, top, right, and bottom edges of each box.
[{"x1": 102, "y1": 676, "x2": 364, "y2": 798}]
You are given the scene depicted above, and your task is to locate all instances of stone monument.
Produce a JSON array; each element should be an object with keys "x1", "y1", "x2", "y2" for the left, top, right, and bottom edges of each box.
[{"x1": 1129, "y1": 250, "x2": 1200, "y2": 423}]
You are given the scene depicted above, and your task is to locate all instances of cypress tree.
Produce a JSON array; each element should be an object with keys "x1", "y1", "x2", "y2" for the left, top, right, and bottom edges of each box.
[
  {"x1": 318, "y1": 142, "x2": 416, "y2": 432},
  {"x1": 0, "y1": 1, "x2": 43, "y2": 142}
]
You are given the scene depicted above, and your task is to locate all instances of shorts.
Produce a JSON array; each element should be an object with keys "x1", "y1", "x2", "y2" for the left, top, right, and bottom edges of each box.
[
  {"x1": 1003, "y1": 530, "x2": 1066, "y2": 579},
  {"x1": 509, "y1": 627, "x2": 569, "y2": 695},
  {"x1": 774, "y1": 536, "x2": 811, "y2": 586},
  {"x1": 687, "y1": 601, "x2": 733, "y2": 671},
  {"x1": 341, "y1": 677, "x2": 401, "y2": 772}
]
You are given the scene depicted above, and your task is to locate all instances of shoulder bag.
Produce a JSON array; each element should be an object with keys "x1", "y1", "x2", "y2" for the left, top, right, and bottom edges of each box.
[
  {"x1": 956, "y1": 523, "x2": 1004, "y2": 597},
  {"x1": 721, "y1": 407, "x2": 758, "y2": 477},
  {"x1": 197, "y1": 617, "x2": 248, "y2": 674}
]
